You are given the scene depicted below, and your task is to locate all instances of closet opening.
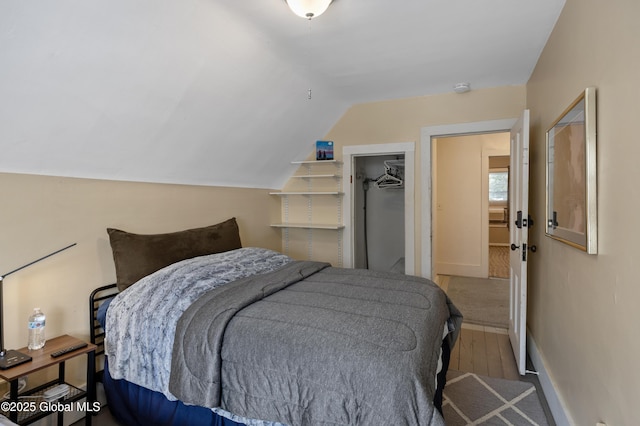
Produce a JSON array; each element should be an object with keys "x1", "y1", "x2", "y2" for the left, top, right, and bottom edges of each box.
[
  {"x1": 353, "y1": 154, "x2": 405, "y2": 272},
  {"x1": 342, "y1": 142, "x2": 415, "y2": 274}
]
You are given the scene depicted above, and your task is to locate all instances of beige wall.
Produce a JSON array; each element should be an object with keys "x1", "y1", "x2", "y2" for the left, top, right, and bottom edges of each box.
[
  {"x1": 434, "y1": 133, "x2": 509, "y2": 278},
  {"x1": 526, "y1": 0, "x2": 640, "y2": 424},
  {"x1": 0, "y1": 173, "x2": 280, "y2": 386},
  {"x1": 283, "y1": 85, "x2": 526, "y2": 273}
]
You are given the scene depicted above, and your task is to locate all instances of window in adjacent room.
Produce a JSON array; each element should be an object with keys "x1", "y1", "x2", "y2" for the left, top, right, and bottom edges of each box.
[{"x1": 489, "y1": 168, "x2": 509, "y2": 204}]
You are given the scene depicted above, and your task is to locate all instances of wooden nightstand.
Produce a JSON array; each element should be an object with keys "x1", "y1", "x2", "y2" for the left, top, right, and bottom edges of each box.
[{"x1": 0, "y1": 335, "x2": 96, "y2": 425}]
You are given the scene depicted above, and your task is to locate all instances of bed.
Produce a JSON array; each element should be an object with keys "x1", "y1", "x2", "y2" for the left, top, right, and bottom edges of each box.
[{"x1": 91, "y1": 218, "x2": 462, "y2": 425}]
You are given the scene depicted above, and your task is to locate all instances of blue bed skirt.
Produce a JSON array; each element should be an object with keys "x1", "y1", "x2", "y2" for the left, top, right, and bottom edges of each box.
[{"x1": 103, "y1": 357, "x2": 244, "y2": 426}]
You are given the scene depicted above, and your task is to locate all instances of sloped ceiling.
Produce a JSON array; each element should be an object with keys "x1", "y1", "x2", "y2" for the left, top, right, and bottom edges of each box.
[{"x1": 0, "y1": 0, "x2": 565, "y2": 189}]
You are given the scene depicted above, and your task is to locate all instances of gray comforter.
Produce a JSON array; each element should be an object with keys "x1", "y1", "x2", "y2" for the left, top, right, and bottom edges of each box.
[{"x1": 170, "y1": 260, "x2": 462, "y2": 426}]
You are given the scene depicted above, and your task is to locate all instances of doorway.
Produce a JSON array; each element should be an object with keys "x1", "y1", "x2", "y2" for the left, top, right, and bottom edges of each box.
[
  {"x1": 421, "y1": 113, "x2": 531, "y2": 376},
  {"x1": 432, "y1": 132, "x2": 510, "y2": 279},
  {"x1": 488, "y1": 155, "x2": 511, "y2": 279},
  {"x1": 420, "y1": 118, "x2": 517, "y2": 279}
]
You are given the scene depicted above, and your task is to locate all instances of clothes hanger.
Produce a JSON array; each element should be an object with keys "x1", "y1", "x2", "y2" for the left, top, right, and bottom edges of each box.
[
  {"x1": 373, "y1": 160, "x2": 404, "y2": 188},
  {"x1": 375, "y1": 171, "x2": 403, "y2": 188}
]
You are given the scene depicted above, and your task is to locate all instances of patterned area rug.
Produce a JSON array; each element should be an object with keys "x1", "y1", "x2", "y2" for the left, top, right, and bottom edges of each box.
[
  {"x1": 443, "y1": 370, "x2": 550, "y2": 425},
  {"x1": 489, "y1": 246, "x2": 510, "y2": 279}
]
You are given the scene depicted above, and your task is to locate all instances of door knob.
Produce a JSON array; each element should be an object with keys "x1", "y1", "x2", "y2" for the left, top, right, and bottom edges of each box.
[{"x1": 511, "y1": 243, "x2": 537, "y2": 252}]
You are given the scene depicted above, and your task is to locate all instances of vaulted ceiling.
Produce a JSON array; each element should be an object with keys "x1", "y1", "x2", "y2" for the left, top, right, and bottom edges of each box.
[{"x1": 1, "y1": 0, "x2": 565, "y2": 188}]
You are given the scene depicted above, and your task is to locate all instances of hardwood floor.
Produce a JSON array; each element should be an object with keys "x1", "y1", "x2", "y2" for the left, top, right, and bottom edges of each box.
[
  {"x1": 445, "y1": 314, "x2": 557, "y2": 424},
  {"x1": 436, "y1": 273, "x2": 519, "y2": 380},
  {"x1": 450, "y1": 323, "x2": 519, "y2": 380}
]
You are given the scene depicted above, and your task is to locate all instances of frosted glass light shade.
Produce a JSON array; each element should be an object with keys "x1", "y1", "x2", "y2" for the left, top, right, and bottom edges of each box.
[{"x1": 285, "y1": 0, "x2": 333, "y2": 19}]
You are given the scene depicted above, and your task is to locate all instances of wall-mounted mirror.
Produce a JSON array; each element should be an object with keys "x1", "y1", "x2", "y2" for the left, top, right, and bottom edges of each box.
[{"x1": 546, "y1": 87, "x2": 597, "y2": 253}]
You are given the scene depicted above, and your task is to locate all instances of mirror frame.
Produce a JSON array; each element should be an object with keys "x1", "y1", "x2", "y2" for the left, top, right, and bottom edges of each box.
[{"x1": 545, "y1": 87, "x2": 597, "y2": 253}]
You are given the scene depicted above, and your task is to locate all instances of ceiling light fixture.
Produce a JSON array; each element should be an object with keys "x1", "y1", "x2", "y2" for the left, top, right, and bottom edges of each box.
[
  {"x1": 453, "y1": 82, "x2": 471, "y2": 94},
  {"x1": 285, "y1": 0, "x2": 333, "y2": 19}
]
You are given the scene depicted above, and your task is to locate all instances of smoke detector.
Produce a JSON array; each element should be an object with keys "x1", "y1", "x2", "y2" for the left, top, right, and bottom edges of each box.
[{"x1": 453, "y1": 82, "x2": 471, "y2": 94}]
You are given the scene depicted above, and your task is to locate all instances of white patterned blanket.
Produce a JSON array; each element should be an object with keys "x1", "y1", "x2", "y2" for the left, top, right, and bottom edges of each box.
[{"x1": 104, "y1": 247, "x2": 292, "y2": 425}]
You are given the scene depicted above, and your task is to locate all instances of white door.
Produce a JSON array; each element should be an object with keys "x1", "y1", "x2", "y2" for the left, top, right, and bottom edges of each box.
[{"x1": 508, "y1": 110, "x2": 530, "y2": 375}]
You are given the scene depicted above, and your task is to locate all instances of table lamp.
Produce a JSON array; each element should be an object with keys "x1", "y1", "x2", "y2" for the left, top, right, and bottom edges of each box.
[{"x1": 0, "y1": 243, "x2": 76, "y2": 369}]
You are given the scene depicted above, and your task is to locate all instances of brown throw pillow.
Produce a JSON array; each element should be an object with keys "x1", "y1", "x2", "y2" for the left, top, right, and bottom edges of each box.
[{"x1": 107, "y1": 217, "x2": 242, "y2": 292}]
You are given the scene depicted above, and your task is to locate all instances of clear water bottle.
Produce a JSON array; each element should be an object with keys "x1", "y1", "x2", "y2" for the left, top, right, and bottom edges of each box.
[{"x1": 27, "y1": 308, "x2": 46, "y2": 350}]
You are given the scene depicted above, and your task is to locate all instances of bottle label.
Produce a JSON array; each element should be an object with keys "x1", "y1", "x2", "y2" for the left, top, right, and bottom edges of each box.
[{"x1": 28, "y1": 320, "x2": 45, "y2": 329}]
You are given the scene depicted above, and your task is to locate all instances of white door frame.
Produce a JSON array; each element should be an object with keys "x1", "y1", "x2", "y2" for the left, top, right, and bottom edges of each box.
[
  {"x1": 420, "y1": 119, "x2": 517, "y2": 279},
  {"x1": 342, "y1": 142, "x2": 415, "y2": 274}
]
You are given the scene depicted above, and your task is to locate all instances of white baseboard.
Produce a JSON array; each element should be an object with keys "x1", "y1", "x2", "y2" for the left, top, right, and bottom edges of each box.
[
  {"x1": 527, "y1": 330, "x2": 574, "y2": 426},
  {"x1": 435, "y1": 261, "x2": 483, "y2": 278}
]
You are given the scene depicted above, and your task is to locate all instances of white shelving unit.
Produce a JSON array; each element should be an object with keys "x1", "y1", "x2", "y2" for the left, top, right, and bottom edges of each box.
[
  {"x1": 270, "y1": 191, "x2": 343, "y2": 197},
  {"x1": 271, "y1": 160, "x2": 344, "y2": 265},
  {"x1": 270, "y1": 223, "x2": 344, "y2": 230}
]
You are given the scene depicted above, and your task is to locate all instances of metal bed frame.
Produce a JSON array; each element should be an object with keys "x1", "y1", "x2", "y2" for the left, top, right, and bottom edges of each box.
[{"x1": 88, "y1": 283, "x2": 118, "y2": 382}]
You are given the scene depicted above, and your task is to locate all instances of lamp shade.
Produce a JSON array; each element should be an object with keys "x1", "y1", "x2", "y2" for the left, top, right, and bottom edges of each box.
[{"x1": 286, "y1": 0, "x2": 333, "y2": 19}]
